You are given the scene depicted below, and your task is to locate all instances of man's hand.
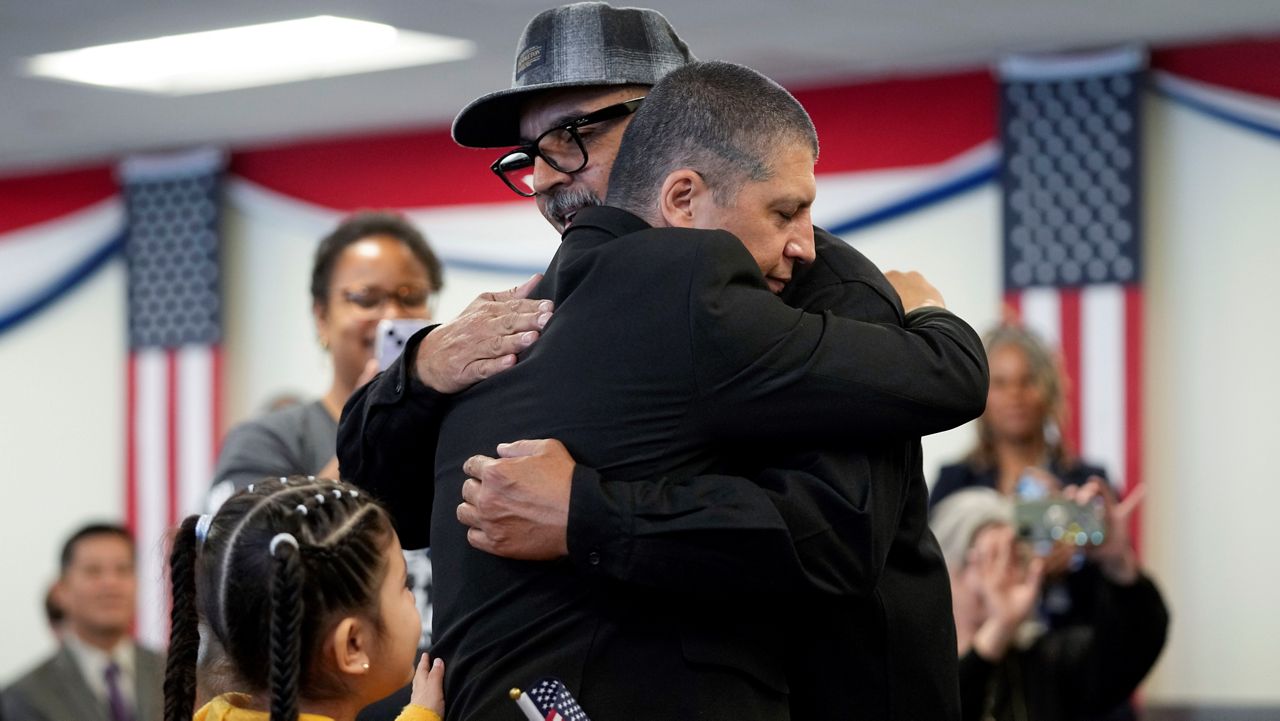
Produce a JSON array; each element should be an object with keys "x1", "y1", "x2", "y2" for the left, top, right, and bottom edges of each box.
[
  {"x1": 415, "y1": 275, "x2": 553, "y2": 394},
  {"x1": 456, "y1": 439, "x2": 575, "y2": 560},
  {"x1": 885, "y1": 270, "x2": 946, "y2": 312}
]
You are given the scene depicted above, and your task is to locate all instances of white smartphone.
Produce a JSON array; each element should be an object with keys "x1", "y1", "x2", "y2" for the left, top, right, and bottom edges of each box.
[{"x1": 376, "y1": 318, "x2": 431, "y2": 371}]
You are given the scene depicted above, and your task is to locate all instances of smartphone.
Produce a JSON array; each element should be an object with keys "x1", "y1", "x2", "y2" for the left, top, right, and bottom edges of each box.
[
  {"x1": 1015, "y1": 497, "x2": 1105, "y2": 548},
  {"x1": 376, "y1": 318, "x2": 431, "y2": 371}
]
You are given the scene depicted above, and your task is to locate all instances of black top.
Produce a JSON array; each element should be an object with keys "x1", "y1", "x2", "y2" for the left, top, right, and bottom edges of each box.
[
  {"x1": 339, "y1": 206, "x2": 988, "y2": 720},
  {"x1": 932, "y1": 455, "x2": 1110, "y2": 510},
  {"x1": 957, "y1": 574, "x2": 1168, "y2": 721}
]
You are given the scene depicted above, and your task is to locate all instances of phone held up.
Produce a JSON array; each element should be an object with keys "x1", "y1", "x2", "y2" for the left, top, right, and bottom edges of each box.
[
  {"x1": 376, "y1": 318, "x2": 432, "y2": 371},
  {"x1": 1013, "y1": 472, "x2": 1105, "y2": 555}
]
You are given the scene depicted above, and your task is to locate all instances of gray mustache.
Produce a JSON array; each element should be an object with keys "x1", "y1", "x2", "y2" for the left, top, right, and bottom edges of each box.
[{"x1": 543, "y1": 186, "x2": 602, "y2": 222}]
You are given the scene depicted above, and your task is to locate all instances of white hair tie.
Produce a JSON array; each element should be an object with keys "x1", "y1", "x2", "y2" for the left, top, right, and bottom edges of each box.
[
  {"x1": 194, "y1": 514, "x2": 213, "y2": 546},
  {"x1": 269, "y1": 533, "x2": 299, "y2": 556}
]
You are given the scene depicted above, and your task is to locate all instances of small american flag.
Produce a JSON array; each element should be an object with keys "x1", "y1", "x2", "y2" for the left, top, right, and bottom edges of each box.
[
  {"x1": 119, "y1": 148, "x2": 225, "y2": 647},
  {"x1": 528, "y1": 677, "x2": 591, "y2": 721},
  {"x1": 998, "y1": 48, "x2": 1146, "y2": 549}
]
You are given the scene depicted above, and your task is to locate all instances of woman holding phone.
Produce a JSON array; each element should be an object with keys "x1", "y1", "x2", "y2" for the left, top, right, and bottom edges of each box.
[
  {"x1": 207, "y1": 211, "x2": 441, "y2": 720},
  {"x1": 211, "y1": 210, "x2": 441, "y2": 494}
]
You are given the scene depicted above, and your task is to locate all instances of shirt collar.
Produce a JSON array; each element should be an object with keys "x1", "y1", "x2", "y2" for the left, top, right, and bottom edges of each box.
[
  {"x1": 562, "y1": 205, "x2": 652, "y2": 241},
  {"x1": 64, "y1": 632, "x2": 136, "y2": 678}
]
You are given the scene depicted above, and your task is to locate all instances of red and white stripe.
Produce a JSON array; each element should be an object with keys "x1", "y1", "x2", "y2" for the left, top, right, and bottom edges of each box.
[{"x1": 126, "y1": 345, "x2": 220, "y2": 647}]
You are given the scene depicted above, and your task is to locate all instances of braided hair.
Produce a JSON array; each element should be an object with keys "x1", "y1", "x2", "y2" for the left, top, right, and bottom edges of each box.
[{"x1": 164, "y1": 477, "x2": 395, "y2": 721}]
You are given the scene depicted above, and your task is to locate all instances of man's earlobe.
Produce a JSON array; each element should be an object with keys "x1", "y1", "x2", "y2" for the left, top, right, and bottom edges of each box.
[{"x1": 658, "y1": 170, "x2": 702, "y2": 228}]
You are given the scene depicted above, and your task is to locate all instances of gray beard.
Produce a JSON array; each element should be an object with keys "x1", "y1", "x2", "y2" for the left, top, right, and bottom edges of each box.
[{"x1": 543, "y1": 185, "x2": 602, "y2": 230}]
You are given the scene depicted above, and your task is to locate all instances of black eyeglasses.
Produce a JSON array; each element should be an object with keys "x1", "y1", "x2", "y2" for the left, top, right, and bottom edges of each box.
[
  {"x1": 339, "y1": 285, "x2": 431, "y2": 314},
  {"x1": 491, "y1": 97, "x2": 645, "y2": 197}
]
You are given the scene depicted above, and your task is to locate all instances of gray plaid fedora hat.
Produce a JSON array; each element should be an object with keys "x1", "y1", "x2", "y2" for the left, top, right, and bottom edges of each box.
[{"x1": 451, "y1": 2, "x2": 695, "y2": 148}]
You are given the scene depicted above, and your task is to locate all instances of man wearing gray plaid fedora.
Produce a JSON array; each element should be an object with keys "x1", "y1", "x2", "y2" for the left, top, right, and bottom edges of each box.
[{"x1": 340, "y1": 4, "x2": 982, "y2": 720}]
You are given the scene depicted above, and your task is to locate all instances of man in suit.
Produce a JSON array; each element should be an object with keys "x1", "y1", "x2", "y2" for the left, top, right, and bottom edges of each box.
[
  {"x1": 342, "y1": 4, "x2": 985, "y2": 720},
  {"x1": 346, "y1": 55, "x2": 986, "y2": 720},
  {"x1": 2, "y1": 524, "x2": 163, "y2": 721}
]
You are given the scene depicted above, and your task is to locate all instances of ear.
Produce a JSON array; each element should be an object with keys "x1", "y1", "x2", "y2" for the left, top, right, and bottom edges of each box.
[
  {"x1": 658, "y1": 169, "x2": 709, "y2": 229},
  {"x1": 313, "y1": 300, "x2": 330, "y2": 349},
  {"x1": 51, "y1": 579, "x2": 69, "y2": 609},
  {"x1": 328, "y1": 616, "x2": 373, "y2": 677}
]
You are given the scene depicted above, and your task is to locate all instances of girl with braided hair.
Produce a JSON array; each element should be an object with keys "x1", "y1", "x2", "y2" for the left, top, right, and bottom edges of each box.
[{"x1": 164, "y1": 476, "x2": 445, "y2": 721}]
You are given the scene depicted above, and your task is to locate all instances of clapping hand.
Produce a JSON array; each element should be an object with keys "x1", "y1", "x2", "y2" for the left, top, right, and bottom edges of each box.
[{"x1": 969, "y1": 524, "x2": 1045, "y2": 661}]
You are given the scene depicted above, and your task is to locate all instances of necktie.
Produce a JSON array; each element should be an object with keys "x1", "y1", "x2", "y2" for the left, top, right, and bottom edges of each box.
[{"x1": 103, "y1": 662, "x2": 134, "y2": 721}]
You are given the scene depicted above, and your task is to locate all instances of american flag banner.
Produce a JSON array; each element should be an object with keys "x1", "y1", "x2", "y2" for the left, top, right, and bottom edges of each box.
[
  {"x1": 527, "y1": 677, "x2": 591, "y2": 721},
  {"x1": 998, "y1": 49, "x2": 1146, "y2": 549},
  {"x1": 119, "y1": 148, "x2": 225, "y2": 647}
]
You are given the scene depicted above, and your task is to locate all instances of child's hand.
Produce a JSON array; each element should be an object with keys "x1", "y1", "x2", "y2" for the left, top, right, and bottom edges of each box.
[{"x1": 410, "y1": 653, "x2": 445, "y2": 716}]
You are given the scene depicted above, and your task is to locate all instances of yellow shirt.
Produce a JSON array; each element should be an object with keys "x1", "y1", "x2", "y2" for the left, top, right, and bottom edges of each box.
[{"x1": 195, "y1": 693, "x2": 441, "y2": 721}]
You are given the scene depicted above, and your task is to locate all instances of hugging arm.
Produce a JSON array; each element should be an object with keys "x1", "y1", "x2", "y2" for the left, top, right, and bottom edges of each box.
[{"x1": 474, "y1": 236, "x2": 986, "y2": 595}]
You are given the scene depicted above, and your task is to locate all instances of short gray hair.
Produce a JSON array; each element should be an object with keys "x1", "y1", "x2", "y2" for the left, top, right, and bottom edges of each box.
[
  {"x1": 607, "y1": 60, "x2": 818, "y2": 218},
  {"x1": 930, "y1": 488, "x2": 1015, "y2": 574}
]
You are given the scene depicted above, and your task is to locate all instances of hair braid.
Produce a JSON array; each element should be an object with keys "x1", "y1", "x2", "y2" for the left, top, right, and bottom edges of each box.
[
  {"x1": 269, "y1": 540, "x2": 304, "y2": 721},
  {"x1": 163, "y1": 515, "x2": 201, "y2": 721}
]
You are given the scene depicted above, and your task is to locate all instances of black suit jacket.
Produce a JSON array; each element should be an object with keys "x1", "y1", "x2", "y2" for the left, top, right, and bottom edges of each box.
[
  {"x1": 565, "y1": 229, "x2": 982, "y2": 720},
  {"x1": 342, "y1": 206, "x2": 986, "y2": 720}
]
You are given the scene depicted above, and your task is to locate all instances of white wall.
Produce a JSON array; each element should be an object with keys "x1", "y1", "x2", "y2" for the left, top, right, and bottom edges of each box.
[
  {"x1": 834, "y1": 185, "x2": 1003, "y2": 484},
  {"x1": 3, "y1": 90, "x2": 1280, "y2": 701},
  {"x1": 1140, "y1": 97, "x2": 1280, "y2": 702},
  {"x1": 0, "y1": 263, "x2": 126, "y2": 682}
]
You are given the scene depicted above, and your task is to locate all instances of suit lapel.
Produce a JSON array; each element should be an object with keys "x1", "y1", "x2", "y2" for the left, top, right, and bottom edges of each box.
[{"x1": 47, "y1": 646, "x2": 111, "y2": 721}]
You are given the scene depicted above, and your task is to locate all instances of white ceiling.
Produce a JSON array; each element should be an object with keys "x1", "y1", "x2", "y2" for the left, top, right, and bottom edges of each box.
[{"x1": 3, "y1": 0, "x2": 1279, "y2": 176}]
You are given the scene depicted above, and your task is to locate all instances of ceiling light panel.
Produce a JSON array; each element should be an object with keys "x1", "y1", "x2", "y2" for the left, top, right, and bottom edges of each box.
[{"x1": 22, "y1": 15, "x2": 474, "y2": 95}]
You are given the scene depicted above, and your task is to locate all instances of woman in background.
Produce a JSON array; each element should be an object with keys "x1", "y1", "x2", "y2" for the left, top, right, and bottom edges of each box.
[
  {"x1": 207, "y1": 211, "x2": 442, "y2": 720},
  {"x1": 932, "y1": 324, "x2": 1150, "y2": 721},
  {"x1": 210, "y1": 211, "x2": 441, "y2": 498},
  {"x1": 932, "y1": 323, "x2": 1107, "y2": 507}
]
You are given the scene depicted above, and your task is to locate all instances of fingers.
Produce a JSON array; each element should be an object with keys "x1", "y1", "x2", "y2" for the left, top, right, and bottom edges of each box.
[
  {"x1": 410, "y1": 652, "x2": 446, "y2": 715},
  {"x1": 1075, "y1": 477, "x2": 1105, "y2": 505},
  {"x1": 1025, "y1": 556, "x2": 1046, "y2": 589},
  {"x1": 992, "y1": 529, "x2": 1012, "y2": 572},
  {"x1": 513, "y1": 273, "x2": 543, "y2": 299},
  {"x1": 456, "y1": 498, "x2": 480, "y2": 529},
  {"x1": 481, "y1": 274, "x2": 544, "y2": 303},
  {"x1": 496, "y1": 438, "x2": 552, "y2": 458},
  {"x1": 461, "y1": 454, "x2": 497, "y2": 480},
  {"x1": 461, "y1": 354, "x2": 520, "y2": 385},
  {"x1": 466, "y1": 525, "x2": 495, "y2": 553},
  {"x1": 1115, "y1": 482, "x2": 1146, "y2": 520},
  {"x1": 428, "y1": 655, "x2": 445, "y2": 684}
]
